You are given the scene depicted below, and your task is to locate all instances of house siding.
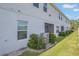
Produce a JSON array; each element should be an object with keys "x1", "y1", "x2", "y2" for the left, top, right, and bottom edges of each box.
[{"x1": 0, "y1": 3, "x2": 70, "y2": 55}]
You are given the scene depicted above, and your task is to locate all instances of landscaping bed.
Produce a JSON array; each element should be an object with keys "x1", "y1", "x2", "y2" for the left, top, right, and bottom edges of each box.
[
  {"x1": 20, "y1": 36, "x2": 66, "y2": 56},
  {"x1": 40, "y1": 31, "x2": 78, "y2": 56},
  {"x1": 20, "y1": 30, "x2": 74, "y2": 56}
]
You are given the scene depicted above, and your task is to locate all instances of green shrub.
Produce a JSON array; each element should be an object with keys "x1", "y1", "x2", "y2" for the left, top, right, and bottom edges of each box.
[
  {"x1": 59, "y1": 32, "x2": 66, "y2": 36},
  {"x1": 38, "y1": 33, "x2": 46, "y2": 49},
  {"x1": 28, "y1": 33, "x2": 46, "y2": 49},
  {"x1": 27, "y1": 33, "x2": 38, "y2": 49},
  {"x1": 68, "y1": 30, "x2": 74, "y2": 33},
  {"x1": 56, "y1": 30, "x2": 74, "y2": 43},
  {"x1": 65, "y1": 30, "x2": 74, "y2": 35},
  {"x1": 59, "y1": 30, "x2": 74, "y2": 37},
  {"x1": 38, "y1": 39, "x2": 46, "y2": 49},
  {"x1": 65, "y1": 30, "x2": 70, "y2": 35},
  {"x1": 49, "y1": 33, "x2": 56, "y2": 44}
]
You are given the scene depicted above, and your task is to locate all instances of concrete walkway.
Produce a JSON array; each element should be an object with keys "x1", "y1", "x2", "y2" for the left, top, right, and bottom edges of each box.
[{"x1": 3, "y1": 48, "x2": 27, "y2": 56}]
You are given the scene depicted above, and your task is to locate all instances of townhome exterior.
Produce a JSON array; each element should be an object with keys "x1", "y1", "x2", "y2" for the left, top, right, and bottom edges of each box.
[{"x1": 0, "y1": 3, "x2": 70, "y2": 55}]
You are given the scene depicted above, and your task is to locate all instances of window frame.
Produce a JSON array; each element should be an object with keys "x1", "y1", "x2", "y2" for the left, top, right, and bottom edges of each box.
[
  {"x1": 33, "y1": 3, "x2": 39, "y2": 8},
  {"x1": 61, "y1": 15, "x2": 62, "y2": 20},
  {"x1": 56, "y1": 26, "x2": 59, "y2": 33},
  {"x1": 61, "y1": 26, "x2": 64, "y2": 32},
  {"x1": 45, "y1": 23, "x2": 54, "y2": 33},
  {"x1": 59, "y1": 13, "x2": 61, "y2": 20},
  {"x1": 43, "y1": 3, "x2": 47, "y2": 12},
  {"x1": 17, "y1": 20, "x2": 28, "y2": 40}
]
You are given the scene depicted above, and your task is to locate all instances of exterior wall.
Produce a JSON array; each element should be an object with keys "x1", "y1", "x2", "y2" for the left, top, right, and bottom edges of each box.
[
  {"x1": 46, "y1": 4, "x2": 70, "y2": 35},
  {"x1": 0, "y1": 3, "x2": 70, "y2": 55}
]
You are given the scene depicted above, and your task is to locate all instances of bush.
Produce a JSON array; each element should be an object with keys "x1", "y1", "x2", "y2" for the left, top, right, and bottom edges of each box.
[
  {"x1": 65, "y1": 30, "x2": 70, "y2": 35},
  {"x1": 56, "y1": 30, "x2": 74, "y2": 43},
  {"x1": 68, "y1": 30, "x2": 74, "y2": 33},
  {"x1": 66, "y1": 30, "x2": 74, "y2": 35},
  {"x1": 38, "y1": 33, "x2": 46, "y2": 49},
  {"x1": 28, "y1": 33, "x2": 38, "y2": 49},
  {"x1": 38, "y1": 39, "x2": 46, "y2": 49},
  {"x1": 59, "y1": 30, "x2": 74, "y2": 36},
  {"x1": 59, "y1": 32, "x2": 66, "y2": 36},
  {"x1": 49, "y1": 33, "x2": 56, "y2": 44},
  {"x1": 28, "y1": 33, "x2": 46, "y2": 49}
]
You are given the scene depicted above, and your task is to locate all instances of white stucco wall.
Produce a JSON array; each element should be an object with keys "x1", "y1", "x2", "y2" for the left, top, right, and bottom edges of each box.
[{"x1": 0, "y1": 3, "x2": 70, "y2": 55}]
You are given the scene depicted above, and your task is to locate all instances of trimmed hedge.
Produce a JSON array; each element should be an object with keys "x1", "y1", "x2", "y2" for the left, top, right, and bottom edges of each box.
[
  {"x1": 59, "y1": 32, "x2": 66, "y2": 36},
  {"x1": 27, "y1": 34, "x2": 38, "y2": 49},
  {"x1": 49, "y1": 33, "x2": 56, "y2": 44},
  {"x1": 28, "y1": 30, "x2": 73, "y2": 49},
  {"x1": 38, "y1": 33, "x2": 46, "y2": 49},
  {"x1": 28, "y1": 33, "x2": 46, "y2": 49},
  {"x1": 59, "y1": 30, "x2": 74, "y2": 36}
]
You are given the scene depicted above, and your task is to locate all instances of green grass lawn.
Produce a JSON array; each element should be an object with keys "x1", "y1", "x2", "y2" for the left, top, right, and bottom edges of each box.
[{"x1": 40, "y1": 31, "x2": 79, "y2": 56}]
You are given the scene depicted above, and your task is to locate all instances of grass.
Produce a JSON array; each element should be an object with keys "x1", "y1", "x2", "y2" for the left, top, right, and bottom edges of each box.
[
  {"x1": 19, "y1": 50, "x2": 40, "y2": 56},
  {"x1": 40, "y1": 31, "x2": 79, "y2": 56}
]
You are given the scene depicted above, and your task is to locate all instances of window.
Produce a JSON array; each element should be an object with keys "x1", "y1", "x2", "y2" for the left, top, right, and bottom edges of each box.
[
  {"x1": 43, "y1": 3, "x2": 47, "y2": 12},
  {"x1": 59, "y1": 13, "x2": 61, "y2": 20},
  {"x1": 61, "y1": 26, "x2": 64, "y2": 32},
  {"x1": 56, "y1": 26, "x2": 59, "y2": 33},
  {"x1": 59, "y1": 13, "x2": 62, "y2": 20},
  {"x1": 33, "y1": 3, "x2": 39, "y2": 8},
  {"x1": 45, "y1": 23, "x2": 54, "y2": 33},
  {"x1": 17, "y1": 20, "x2": 27, "y2": 40},
  {"x1": 61, "y1": 16, "x2": 62, "y2": 20}
]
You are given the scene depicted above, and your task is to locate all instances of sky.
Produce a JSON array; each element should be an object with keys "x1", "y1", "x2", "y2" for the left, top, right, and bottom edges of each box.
[{"x1": 55, "y1": 3, "x2": 79, "y2": 20}]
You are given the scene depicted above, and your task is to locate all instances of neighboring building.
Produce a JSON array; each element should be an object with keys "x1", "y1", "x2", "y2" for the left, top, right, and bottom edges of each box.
[{"x1": 0, "y1": 3, "x2": 70, "y2": 55}]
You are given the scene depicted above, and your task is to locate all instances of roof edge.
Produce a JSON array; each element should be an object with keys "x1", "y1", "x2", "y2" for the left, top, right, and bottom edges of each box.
[{"x1": 49, "y1": 3, "x2": 69, "y2": 21}]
